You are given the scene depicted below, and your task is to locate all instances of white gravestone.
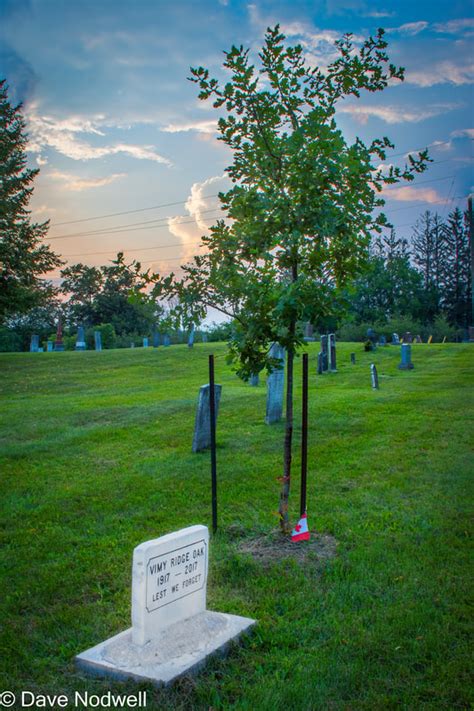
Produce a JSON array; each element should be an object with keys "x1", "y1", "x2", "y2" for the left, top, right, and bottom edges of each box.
[{"x1": 76, "y1": 525, "x2": 255, "y2": 686}]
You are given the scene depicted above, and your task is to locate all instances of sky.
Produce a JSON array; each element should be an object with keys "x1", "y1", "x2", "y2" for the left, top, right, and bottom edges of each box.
[{"x1": 1, "y1": 0, "x2": 473, "y2": 317}]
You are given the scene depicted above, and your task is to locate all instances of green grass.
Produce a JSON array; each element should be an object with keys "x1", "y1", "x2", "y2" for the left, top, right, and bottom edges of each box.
[{"x1": 0, "y1": 342, "x2": 472, "y2": 710}]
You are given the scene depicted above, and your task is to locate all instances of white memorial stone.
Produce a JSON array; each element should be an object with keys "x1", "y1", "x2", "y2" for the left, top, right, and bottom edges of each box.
[{"x1": 76, "y1": 525, "x2": 255, "y2": 686}]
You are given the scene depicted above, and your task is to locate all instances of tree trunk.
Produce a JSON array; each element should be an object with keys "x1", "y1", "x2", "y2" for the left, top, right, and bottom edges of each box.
[{"x1": 279, "y1": 345, "x2": 294, "y2": 534}]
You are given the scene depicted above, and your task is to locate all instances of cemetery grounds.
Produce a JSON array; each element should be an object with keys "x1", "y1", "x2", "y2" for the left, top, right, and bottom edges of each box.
[{"x1": 0, "y1": 342, "x2": 472, "y2": 710}]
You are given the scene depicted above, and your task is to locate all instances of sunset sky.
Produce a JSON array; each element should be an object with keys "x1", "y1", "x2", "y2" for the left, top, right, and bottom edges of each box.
[{"x1": 1, "y1": 0, "x2": 472, "y2": 301}]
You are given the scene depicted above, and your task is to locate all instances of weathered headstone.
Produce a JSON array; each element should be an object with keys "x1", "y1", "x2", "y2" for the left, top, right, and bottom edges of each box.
[
  {"x1": 47, "y1": 341, "x2": 53, "y2": 352},
  {"x1": 367, "y1": 328, "x2": 378, "y2": 348},
  {"x1": 391, "y1": 332, "x2": 400, "y2": 345},
  {"x1": 76, "y1": 525, "x2": 255, "y2": 686},
  {"x1": 303, "y1": 322, "x2": 314, "y2": 341},
  {"x1": 188, "y1": 328, "x2": 195, "y2": 348},
  {"x1": 350, "y1": 352, "x2": 356, "y2": 365},
  {"x1": 54, "y1": 319, "x2": 64, "y2": 352},
  {"x1": 192, "y1": 384, "x2": 222, "y2": 452},
  {"x1": 75, "y1": 326, "x2": 86, "y2": 351},
  {"x1": 328, "y1": 333, "x2": 337, "y2": 372},
  {"x1": 317, "y1": 352, "x2": 324, "y2": 374},
  {"x1": 265, "y1": 343, "x2": 285, "y2": 424},
  {"x1": 163, "y1": 335, "x2": 171, "y2": 347},
  {"x1": 30, "y1": 334, "x2": 39, "y2": 352},
  {"x1": 320, "y1": 335, "x2": 329, "y2": 372},
  {"x1": 379, "y1": 335, "x2": 387, "y2": 346},
  {"x1": 402, "y1": 331, "x2": 413, "y2": 344},
  {"x1": 153, "y1": 332, "x2": 160, "y2": 348},
  {"x1": 94, "y1": 331, "x2": 102, "y2": 351},
  {"x1": 143, "y1": 337, "x2": 149, "y2": 348},
  {"x1": 398, "y1": 343, "x2": 414, "y2": 370},
  {"x1": 414, "y1": 334, "x2": 422, "y2": 343},
  {"x1": 250, "y1": 373, "x2": 259, "y2": 386},
  {"x1": 370, "y1": 363, "x2": 379, "y2": 389},
  {"x1": 131, "y1": 342, "x2": 135, "y2": 348}
]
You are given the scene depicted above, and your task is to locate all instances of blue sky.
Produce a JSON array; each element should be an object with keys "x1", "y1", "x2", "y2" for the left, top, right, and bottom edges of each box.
[{"x1": 1, "y1": 0, "x2": 473, "y2": 294}]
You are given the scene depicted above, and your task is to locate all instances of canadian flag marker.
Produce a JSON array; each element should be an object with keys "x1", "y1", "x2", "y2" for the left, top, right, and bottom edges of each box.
[{"x1": 291, "y1": 512, "x2": 310, "y2": 542}]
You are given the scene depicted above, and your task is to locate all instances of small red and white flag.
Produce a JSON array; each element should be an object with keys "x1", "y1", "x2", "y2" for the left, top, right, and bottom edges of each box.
[{"x1": 291, "y1": 512, "x2": 310, "y2": 542}]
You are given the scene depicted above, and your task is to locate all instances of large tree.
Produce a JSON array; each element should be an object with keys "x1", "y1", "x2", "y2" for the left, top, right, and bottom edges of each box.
[
  {"x1": 152, "y1": 26, "x2": 429, "y2": 532},
  {"x1": 0, "y1": 80, "x2": 62, "y2": 322}
]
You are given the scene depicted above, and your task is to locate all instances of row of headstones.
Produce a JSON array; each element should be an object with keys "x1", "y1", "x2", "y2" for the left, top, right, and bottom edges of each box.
[
  {"x1": 30, "y1": 327, "x2": 207, "y2": 352},
  {"x1": 192, "y1": 340, "x2": 417, "y2": 449}
]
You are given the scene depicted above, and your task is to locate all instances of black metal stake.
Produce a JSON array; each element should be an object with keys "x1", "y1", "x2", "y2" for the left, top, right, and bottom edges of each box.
[
  {"x1": 300, "y1": 353, "x2": 309, "y2": 517},
  {"x1": 209, "y1": 354, "x2": 218, "y2": 533}
]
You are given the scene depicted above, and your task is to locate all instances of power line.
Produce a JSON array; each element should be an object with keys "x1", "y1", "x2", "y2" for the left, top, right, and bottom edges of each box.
[{"x1": 63, "y1": 239, "x2": 203, "y2": 258}]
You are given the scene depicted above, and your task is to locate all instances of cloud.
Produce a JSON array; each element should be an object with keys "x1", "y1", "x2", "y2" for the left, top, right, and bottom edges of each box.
[
  {"x1": 25, "y1": 107, "x2": 172, "y2": 165},
  {"x1": 32, "y1": 204, "x2": 56, "y2": 216},
  {"x1": 49, "y1": 170, "x2": 126, "y2": 191},
  {"x1": 451, "y1": 128, "x2": 474, "y2": 139},
  {"x1": 337, "y1": 103, "x2": 454, "y2": 125},
  {"x1": 161, "y1": 119, "x2": 217, "y2": 134},
  {"x1": 383, "y1": 186, "x2": 443, "y2": 203},
  {"x1": 434, "y1": 18, "x2": 474, "y2": 35},
  {"x1": 386, "y1": 21, "x2": 429, "y2": 36},
  {"x1": 405, "y1": 61, "x2": 474, "y2": 87},
  {"x1": 166, "y1": 175, "x2": 227, "y2": 268},
  {"x1": 361, "y1": 10, "x2": 395, "y2": 17}
]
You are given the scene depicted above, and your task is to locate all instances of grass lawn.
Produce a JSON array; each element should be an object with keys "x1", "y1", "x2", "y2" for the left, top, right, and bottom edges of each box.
[{"x1": 0, "y1": 342, "x2": 472, "y2": 710}]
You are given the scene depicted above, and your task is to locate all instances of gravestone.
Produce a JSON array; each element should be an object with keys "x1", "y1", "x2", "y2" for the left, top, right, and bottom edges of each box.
[
  {"x1": 250, "y1": 373, "x2": 259, "y2": 386},
  {"x1": 192, "y1": 384, "x2": 222, "y2": 452},
  {"x1": 131, "y1": 342, "x2": 135, "y2": 348},
  {"x1": 398, "y1": 343, "x2": 414, "y2": 370},
  {"x1": 188, "y1": 328, "x2": 195, "y2": 349},
  {"x1": 153, "y1": 332, "x2": 160, "y2": 348},
  {"x1": 367, "y1": 328, "x2": 378, "y2": 348},
  {"x1": 303, "y1": 322, "x2": 314, "y2": 341},
  {"x1": 30, "y1": 334, "x2": 39, "y2": 352},
  {"x1": 427, "y1": 335, "x2": 433, "y2": 344},
  {"x1": 54, "y1": 319, "x2": 64, "y2": 352},
  {"x1": 143, "y1": 337, "x2": 149, "y2": 348},
  {"x1": 75, "y1": 326, "x2": 86, "y2": 351},
  {"x1": 94, "y1": 331, "x2": 102, "y2": 351},
  {"x1": 414, "y1": 334, "x2": 422, "y2": 343},
  {"x1": 328, "y1": 333, "x2": 337, "y2": 372},
  {"x1": 370, "y1": 363, "x2": 379, "y2": 389},
  {"x1": 320, "y1": 335, "x2": 329, "y2": 372},
  {"x1": 402, "y1": 331, "x2": 413, "y2": 344},
  {"x1": 379, "y1": 335, "x2": 387, "y2": 346},
  {"x1": 469, "y1": 327, "x2": 474, "y2": 342},
  {"x1": 266, "y1": 343, "x2": 285, "y2": 424},
  {"x1": 350, "y1": 352, "x2": 356, "y2": 365},
  {"x1": 47, "y1": 341, "x2": 53, "y2": 352},
  {"x1": 163, "y1": 335, "x2": 171, "y2": 347},
  {"x1": 317, "y1": 352, "x2": 324, "y2": 375},
  {"x1": 391, "y1": 332, "x2": 400, "y2": 345},
  {"x1": 76, "y1": 525, "x2": 255, "y2": 686}
]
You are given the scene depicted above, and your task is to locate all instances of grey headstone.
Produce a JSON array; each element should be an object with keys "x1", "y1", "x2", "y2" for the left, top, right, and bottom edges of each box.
[
  {"x1": 317, "y1": 352, "x2": 324, "y2": 374},
  {"x1": 75, "y1": 326, "x2": 86, "y2": 351},
  {"x1": 30, "y1": 334, "x2": 39, "y2": 352},
  {"x1": 303, "y1": 322, "x2": 314, "y2": 341},
  {"x1": 392, "y1": 332, "x2": 400, "y2": 345},
  {"x1": 265, "y1": 343, "x2": 285, "y2": 424},
  {"x1": 131, "y1": 342, "x2": 135, "y2": 348},
  {"x1": 328, "y1": 333, "x2": 337, "y2": 371},
  {"x1": 153, "y1": 332, "x2": 160, "y2": 348},
  {"x1": 192, "y1": 384, "x2": 222, "y2": 452},
  {"x1": 188, "y1": 328, "x2": 195, "y2": 348},
  {"x1": 94, "y1": 331, "x2": 102, "y2": 351},
  {"x1": 370, "y1": 363, "x2": 379, "y2": 389},
  {"x1": 367, "y1": 328, "x2": 377, "y2": 347},
  {"x1": 379, "y1": 335, "x2": 387, "y2": 346},
  {"x1": 398, "y1": 343, "x2": 414, "y2": 370},
  {"x1": 163, "y1": 335, "x2": 171, "y2": 347},
  {"x1": 402, "y1": 332, "x2": 413, "y2": 344},
  {"x1": 143, "y1": 337, "x2": 149, "y2": 348},
  {"x1": 47, "y1": 341, "x2": 53, "y2": 352},
  {"x1": 250, "y1": 373, "x2": 259, "y2": 387},
  {"x1": 350, "y1": 352, "x2": 355, "y2": 365},
  {"x1": 320, "y1": 335, "x2": 329, "y2": 372}
]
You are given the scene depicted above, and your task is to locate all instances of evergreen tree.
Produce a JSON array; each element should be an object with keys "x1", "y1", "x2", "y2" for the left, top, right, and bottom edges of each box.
[
  {"x1": 442, "y1": 207, "x2": 471, "y2": 327},
  {"x1": 0, "y1": 80, "x2": 62, "y2": 322}
]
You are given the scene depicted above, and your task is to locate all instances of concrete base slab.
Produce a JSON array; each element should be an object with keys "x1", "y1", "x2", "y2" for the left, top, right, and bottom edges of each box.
[{"x1": 76, "y1": 610, "x2": 255, "y2": 687}]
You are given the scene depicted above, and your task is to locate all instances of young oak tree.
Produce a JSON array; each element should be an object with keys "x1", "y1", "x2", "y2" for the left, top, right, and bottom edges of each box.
[
  {"x1": 0, "y1": 80, "x2": 62, "y2": 322},
  {"x1": 151, "y1": 26, "x2": 429, "y2": 533}
]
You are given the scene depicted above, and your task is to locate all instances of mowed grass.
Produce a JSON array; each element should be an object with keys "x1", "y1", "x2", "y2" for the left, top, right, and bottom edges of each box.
[{"x1": 0, "y1": 342, "x2": 472, "y2": 710}]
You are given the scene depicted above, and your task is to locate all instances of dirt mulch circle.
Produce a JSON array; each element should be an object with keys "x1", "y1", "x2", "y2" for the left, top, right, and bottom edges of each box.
[{"x1": 238, "y1": 530, "x2": 338, "y2": 567}]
